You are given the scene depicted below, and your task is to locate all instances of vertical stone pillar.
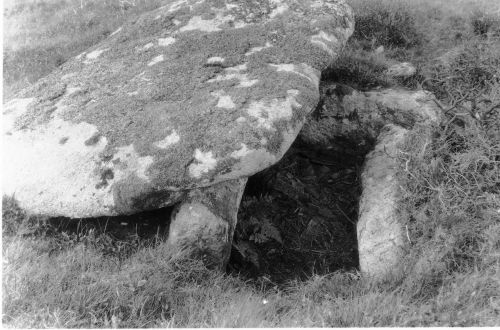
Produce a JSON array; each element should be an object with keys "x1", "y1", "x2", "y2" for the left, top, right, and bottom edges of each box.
[
  {"x1": 168, "y1": 178, "x2": 247, "y2": 269},
  {"x1": 357, "y1": 124, "x2": 408, "y2": 279}
]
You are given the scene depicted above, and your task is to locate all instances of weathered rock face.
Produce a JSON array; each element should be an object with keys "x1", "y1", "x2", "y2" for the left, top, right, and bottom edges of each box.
[
  {"x1": 168, "y1": 178, "x2": 247, "y2": 269},
  {"x1": 300, "y1": 86, "x2": 442, "y2": 147},
  {"x1": 357, "y1": 124, "x2": 408, "y2": 278},
  {"x1": 3, "y1": 0, "x2": 354, "y2": 218}
]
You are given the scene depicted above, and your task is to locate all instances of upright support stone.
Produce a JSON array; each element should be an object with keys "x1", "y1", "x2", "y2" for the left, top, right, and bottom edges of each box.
[
  {"x1": 357, "y1": 124, "x2": 408, "y2": 279},
  {"x1": 167, "y1": 178, "x2": 247, "y2": 269}
]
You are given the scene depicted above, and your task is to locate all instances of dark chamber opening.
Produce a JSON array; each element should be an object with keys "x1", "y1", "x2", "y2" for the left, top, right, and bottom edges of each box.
[{"x1": 228, "y1": 133, "x2": 367, "y2": 284}]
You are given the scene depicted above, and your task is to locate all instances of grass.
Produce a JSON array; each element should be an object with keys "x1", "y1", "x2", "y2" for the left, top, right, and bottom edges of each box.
[
  {"x1": 3, "y1": 0, "x2": 164, "y2": 99},
  {"x1": 3, "y1": 0, "x2": 500, "y2": 327}
]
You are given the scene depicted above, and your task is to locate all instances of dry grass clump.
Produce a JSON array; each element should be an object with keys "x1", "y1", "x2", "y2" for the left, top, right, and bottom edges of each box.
[
  {"x1": 392, "y1": 13, "x2": 500, "y2": 313},
  {"x1": 394, "y1": 118, "x2": 500, "y2": 325},
  {"x1": 350, "y1": 0, "x2": 423, "y2": 49},
  {"x1": 422, "y1": 37, "x2": 500, "y2": 118},
  {"x1": 400, "y1": 121, "x2": 499, "y2": 270},
  {"x1": 470, "y1": 9, "x2": 500, "y2": 37},
  {"x1": 322, "y1": 48, "x2": 392, "y2": 90},
  {"x1": 394, "y1": 34, "x2": 500, "y2": 315}
]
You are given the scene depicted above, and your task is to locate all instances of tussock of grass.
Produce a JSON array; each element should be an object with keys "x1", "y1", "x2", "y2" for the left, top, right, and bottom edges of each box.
[
  {"x1": 470, "y1": 9, "x2": 500, "y2": 37},
  {"x1": 398, "y1": 120, "x2": 499, "y2": 296},
  {"x1": 350, "y1": 0, "x2": 423, "y2": 49},
  {"x1": 322, "y1": 48, "x2": 392, "y2": 90},
  {"x1": 422, "y1": 38, "x2": 500, "y2": 124}
]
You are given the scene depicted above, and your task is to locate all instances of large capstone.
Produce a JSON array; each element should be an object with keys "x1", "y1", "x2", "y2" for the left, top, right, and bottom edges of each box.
[{"x1": 3, "y1": 0, "x2": 354, "y2": 218}]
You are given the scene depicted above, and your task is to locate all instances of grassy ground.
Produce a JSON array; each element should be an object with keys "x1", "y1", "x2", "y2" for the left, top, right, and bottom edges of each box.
[
  {"x1": 3, "y1": 0, "x2": 164, "y2": 99},
  {"x1": 3, "y1": 0, "x2": 500, "y2": 327}
]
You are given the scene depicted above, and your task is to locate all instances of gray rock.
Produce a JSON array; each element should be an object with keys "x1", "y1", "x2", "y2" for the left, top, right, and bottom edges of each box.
[
  {"x1": 300, "y1": 86, "x2": 442, "y2": 147},
  {"x1": 3, "y1": 0, "x2": 354, "y2": 218},
  {"x1": 168, "y1": 178, "x2": 247, "y2": 269},
  {"x1": 357, "y1": 124, "x2": 408, "y2": 279}
]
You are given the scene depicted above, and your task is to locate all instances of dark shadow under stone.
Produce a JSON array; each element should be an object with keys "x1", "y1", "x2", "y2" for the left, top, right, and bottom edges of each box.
[
  {"x1": 48, "y1": 207, "x2": 173, "y2": 241},
  {"x1": 3, "y1": 204, "x2": 174, "y2": 262},
  {"x1": 4, "y1": 116, "x2": 367, "y2": 286},
  {"x1": 228, "y1": 135, "x2": 366, "y2": 284}
]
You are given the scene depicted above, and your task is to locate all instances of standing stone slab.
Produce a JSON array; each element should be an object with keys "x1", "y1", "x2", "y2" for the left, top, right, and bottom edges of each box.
[
  {"x1": 357, "y1": 124, "x2": 408, "y2": 278},
  {"x1": 3, "y1": 0, "x2": 354, "y2": 218},
  {"x1": 168, "y1": 178, "x2": 247, "y2": 269}
]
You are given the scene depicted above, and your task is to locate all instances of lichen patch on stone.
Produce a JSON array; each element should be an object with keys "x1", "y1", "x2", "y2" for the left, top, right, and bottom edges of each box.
[
  {"x1": 111, "y1": 144, "x2": 154, "y2": 181},
  {"x1": 180, "y1": 14, "x2": 230, "y2": 32},
  {"x1": 66, "y1": 86, "x2": 82, "y2": 95},
  {"x1": 189, "y1": 149, "x2": 217, "y2": 178},
  {"x1": 217, "y1": 95, "x2": 236, "y2": 109},
  {"x1": 207, "y1": 63, "x2": 258, "y2": 87},
  {"x1": 147, "y1": 54, "x2": 165, "y2": 66},
  {"x1": 167, "y1": 0, "x2": 206, "y2": 13},
  {"x1": 49, "y1": 86, "x2": 82, "y2": 115},
  {"x1": 311, "y1": 31, "x2": 338, "y2": 57},
  {"x1": 3, "y1": 117, "x2": 111, "y2": 217},
  {"x1": 211, "y1": 91, "x2": 236, "y2": 109},
  {"x1": 142, "y1": 42, "x2": 155, "y2": 50},
  {"x1": 247, "y1": 89, "x2": 301, "y2": 129},
  {"x1": 168, "y1": 0, "x2": 188, "y2": 12},
  {"x1": 179, "y1": 3, "x2": 252, "y2": 33},
  {"x1": 85, "y1": 48, "x2": 108, "y2": 61},
  {"x1": 154, "y1": 130, "x2": 180, "y2": 149},
  {"x1": 269, "y1": 63, "x2": 320, "y2": 88},
  {"x1": 230, "y1": 143, "x2": 251, "y2": 158},
  {"x1": 245, "y1": 41, "x2": 272, "y2": 56},
  {"x1": 61, "y1": 72, "x2": 77, "y2": 80},
  {"x1": 207, "y1": 56, "x2": 225, "y2": 64},
  {"x1": 110, "y1": 27, "x2": 122, "y2": 36},
  {"x1": 269, "y1": 1, "x2": 289, "y2": 18},
  {"x1": 226, "y1": 3, "x2": 239, "y2": 10},
  {"x1": 158, "y1": 37, "x2": 176, "y2": 46}
]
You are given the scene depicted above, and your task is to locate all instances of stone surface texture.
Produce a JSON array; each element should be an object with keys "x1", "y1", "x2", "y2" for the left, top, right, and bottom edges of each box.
[
  {"x1": 3, "y1": 0, "x2": 354, "y2": 218},
  {"x1": 167, "y1": 178, "x2": 247, "y2": 269},
  {"x1": 300, "y1": 86, "x2": 443, "y2": 147},
  {"x1": 357, "y1": 124, "x2": 408, "y2": 278}
]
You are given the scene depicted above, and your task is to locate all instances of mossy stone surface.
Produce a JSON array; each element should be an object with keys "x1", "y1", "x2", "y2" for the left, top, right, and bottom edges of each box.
[{"x1": 3, "y1": 0, "x2": 354, "y2": 217}]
